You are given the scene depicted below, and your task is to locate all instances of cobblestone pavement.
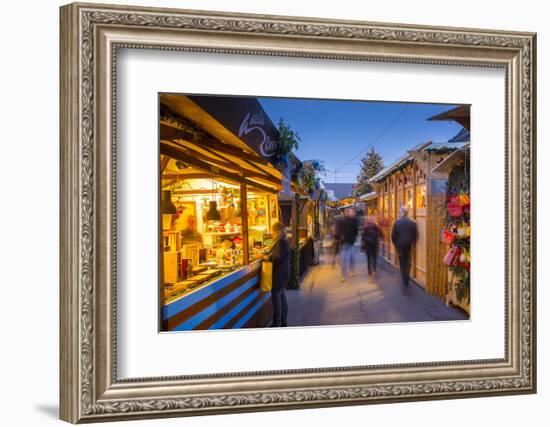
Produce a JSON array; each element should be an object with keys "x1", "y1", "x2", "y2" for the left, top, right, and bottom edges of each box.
[{"x1": 285, "y1": 246, "x2": 468, "y2": 327}]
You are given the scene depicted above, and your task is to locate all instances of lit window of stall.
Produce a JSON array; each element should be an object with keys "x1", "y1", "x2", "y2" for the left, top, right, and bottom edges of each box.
[
  {"x1": 247, "y1": 192, "x2": 279, "y2": 262},
  {"x1": 159, "y1": 94, "x2": 285, "y2": 331},
  {"x1": 161, "y1": 175, "x2": 247, "y2": 305}
]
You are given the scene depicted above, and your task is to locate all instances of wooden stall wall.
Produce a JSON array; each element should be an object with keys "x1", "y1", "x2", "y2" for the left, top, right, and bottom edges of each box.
[
  {"x1": 375, "y1": 163, "x2": 428, "y2": 288},
  {"x1": 413, "y1": 163, "x2": 427, "y2": 287},
  {"x1": 162, "y1": 262, "x2": 271, "y2": 331},
  {"x1": 426, "y1": 191, "x2": 448, "y2": 299}
]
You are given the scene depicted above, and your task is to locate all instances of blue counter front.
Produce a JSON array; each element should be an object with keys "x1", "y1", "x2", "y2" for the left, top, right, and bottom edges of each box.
[{"x1": 162, "y1": 260, "x2": 272, "y2": 331}]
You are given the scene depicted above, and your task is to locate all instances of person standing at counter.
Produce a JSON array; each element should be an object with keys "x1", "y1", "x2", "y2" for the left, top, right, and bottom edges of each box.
[{"x1": 265, "y1": 222, "x2": 290, "y2": 327}]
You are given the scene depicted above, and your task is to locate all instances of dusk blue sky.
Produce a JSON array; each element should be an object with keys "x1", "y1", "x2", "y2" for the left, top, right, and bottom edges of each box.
[{"x1": 258, "y1": 97, "x2": 464, "y2": 183}]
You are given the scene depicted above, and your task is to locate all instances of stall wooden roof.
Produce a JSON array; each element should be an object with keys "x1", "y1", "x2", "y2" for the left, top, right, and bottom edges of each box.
[
  {"x1": 370, "y1": 142, "x2": 431, "y2": 183},
  {"x1": 430, "y1": 143, "x2": 470, "y2": 176},
  {"x1": 427, "y1": 105, "x2": 470, "y2": 130},
  {"x1": 159, "y1": 94, "x2": 284, "y2": 194}
]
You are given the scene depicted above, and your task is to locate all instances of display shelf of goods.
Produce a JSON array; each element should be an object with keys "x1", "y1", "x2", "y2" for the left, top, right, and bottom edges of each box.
[
  {"x1": 203, "y1": 231, "x2": 240, "y2": 236},
  {"x1": 442, "y1": 161, "x2": 470, "y2": 312}
]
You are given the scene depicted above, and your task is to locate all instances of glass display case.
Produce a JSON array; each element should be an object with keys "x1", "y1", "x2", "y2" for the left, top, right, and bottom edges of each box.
[
  {"x1": 247, "y1": 192, "x2": 279, "y2": 261},
  {"x1": 161, "y1": 175, "x2": 281, "y2": 304},
  {"x1": 162, "y1": 179, "x2": 245, "y2": 304}
]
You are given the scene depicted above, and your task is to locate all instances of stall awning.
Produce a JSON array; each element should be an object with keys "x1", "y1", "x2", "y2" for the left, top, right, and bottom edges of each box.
[
  {"x1": 186, "y1": 95, "x2": 281, "y2": 164},
  {"x1": 427, "y1": 105, "x2": 470, "y2": 130},
  {"x1": 431, "y1": 143, "x2": 470, "y2": 175},
  {"x1": 162, "y1": 94, "x2": 282, "y2": 163},
  {"x1": 159, "y1": 94, "x2": 285, "y2": 194},
  {"x1": 370, "y1": 142, "x2": 430, "y2": 183},
  {"x1": 358, "y1": 191, "x2": 377, "y2": 201}
]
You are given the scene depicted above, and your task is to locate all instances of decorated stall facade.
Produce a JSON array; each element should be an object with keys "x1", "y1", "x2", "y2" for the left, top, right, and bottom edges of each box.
[
  {"x1": 159, "y1": 94, "x2": 286, "y2": 331},
  {"x1": 432, "y1": 145, "x2": 471, "y2": 313},
  {"x1": 370, "y1": 141, "x2": 467, "y2": 297},
  {"x1": 159, "y1": 94, "x2": 324, "y2": 330}
]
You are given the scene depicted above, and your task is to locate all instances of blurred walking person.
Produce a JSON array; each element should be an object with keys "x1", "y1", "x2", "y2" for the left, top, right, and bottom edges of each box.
[
  {"x1": 361, "y1": 216, "x2": 382, "y2": 277},
  {"x1": 340, "y1": 207, "x2": 359, "y2": 282},
  {"x1": 391, "y1": 206, "x2": 418, "y2": 288},
  {"x1": 331, "y1": 213, "x2": 343, "y2": 267}
]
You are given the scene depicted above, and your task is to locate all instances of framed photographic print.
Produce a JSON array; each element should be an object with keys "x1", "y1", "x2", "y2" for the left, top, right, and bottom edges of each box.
[{"x1": 60, "y1": 2, "x2": 537, "y2": 423}]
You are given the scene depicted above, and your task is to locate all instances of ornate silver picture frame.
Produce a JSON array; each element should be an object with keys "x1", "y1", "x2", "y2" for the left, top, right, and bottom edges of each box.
[{"x1": 60, "y1": 2, "x2": 536, "y2": 423}]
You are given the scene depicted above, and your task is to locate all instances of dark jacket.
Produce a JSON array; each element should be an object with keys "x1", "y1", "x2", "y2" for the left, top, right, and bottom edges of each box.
[
  {"x1": 269, "y1": 236, "x2": 291, "y2": 290},
  {"x1": 361, "y1": 222, "x2": 382, "y2": 252},
  {"x1": 332, "y1": 215, "x2": 343, "y2": 240},
  {"x1": 340, "y1": 216, "x2": 359, "y2": 246},
  {"x1": 391, "y1": 216, "x2": 418, "y2": 255}
]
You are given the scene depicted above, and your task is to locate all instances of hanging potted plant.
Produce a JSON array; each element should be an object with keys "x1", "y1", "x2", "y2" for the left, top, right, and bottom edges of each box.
[
  {"x1": 297, "y1": 160, "x2": 325, "y2": 195},
  {"x1": 276, "y1": 118, "x2": 300, "y2": 167}
]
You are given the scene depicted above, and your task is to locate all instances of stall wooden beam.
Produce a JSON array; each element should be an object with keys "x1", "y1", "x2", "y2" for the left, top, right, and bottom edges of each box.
[
  {"x1": 162, "y1": 173, "x2": 220, "y2": 180},
  {"x1": 171, "y1": 189, "x2": 220, "y2": 195},
  {"x1": 200, "y1": 145, "x2": 281, "y2": 185},
  {"x1": 167, "y1": 139, "x2": 282, "y2": 190},
  {"x1": 165, "y1": 139, "x2": 239, "y2": 171},
  {"x1": 242, "y1": 158, "x2": 279, "y2": 179},
  {"x1": 163, "y1": 173, "x2": 280, "y2": 186},
  {"x1": 393, "y1": 174, "x2": 398, "y2": 263},
  {"x1": 160, "y1": 155, "x2": 170, "y2": 174},
  {"x1": 243, "y1": 174, "x2": 283, "y2": 188},
  {"x1": 412, "y1": 164, "x2": 417, "y2": 280},
  {"x1": 161, "y1": 143, "x2": 279, "y2": 194},
  {"x1": 158, "y1": 178, "x2": 166, "y2": 327},
  {"x1": 240, "y1": 184, "x2": 249, "y2": 265},
  {"x1": 291, "y1": 194, "x2": 298, "y2": 247},
  {"x1": 213, "y1": 148, "x2": 282, "y2": 185},
  {"x1": 160, "y1": 121, "x2": 270, "y2": 165},
  {"x1": 159, "y1": 122, "x2": 195, "y2": 141}
]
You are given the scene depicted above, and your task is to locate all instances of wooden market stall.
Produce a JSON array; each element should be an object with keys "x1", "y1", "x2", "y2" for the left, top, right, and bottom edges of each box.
[
  {"x1": 358, "y1": 191, "x2": 378, "y2": 218},
  {"x1": 370, "y1": 141, "x2": 468, "y2": 297},
  {"x1": 159, "y1": 94, "x2": 285, "y2": 331},
  {"x1": 428, "y1": 105, "x2": 471, "y2": 312},
  {"x1": 278, "y1": 190, "x2": 317, "y2": 281},
  {"x1": 431, "y1": 145, "x2": 471, "y2": 313}
]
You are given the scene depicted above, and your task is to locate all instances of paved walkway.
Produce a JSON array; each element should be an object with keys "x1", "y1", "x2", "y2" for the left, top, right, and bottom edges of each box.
[{"x1": 286, "y1": 245, "x2": 467, "y2": 327}]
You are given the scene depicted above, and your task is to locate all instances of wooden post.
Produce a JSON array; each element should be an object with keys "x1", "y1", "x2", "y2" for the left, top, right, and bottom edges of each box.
[
  {"x1": 382, "y1": 181, "x2": 389, "y2": 259},
  {"x1": 291, "y1": 193, "x2": 298, "y2": 247},
  {"x1": 289, "y1": 192, "x2": 300, "y2": 288},
  {"x1": 160, "y1": 155, "x2": 170, "y2": 174},
  {"x1": 401, "y1": 170, "x2": 406, "y2": 213},
  {"x1": 412, "y1": 163, "x2": 417, "y2": 280},
  {"x1": 384, "y1": 184, "x2": 389, "y2": 259},
  {"x1": 393, "y1": 174, "x2": 398, "y2": 263},
  {"x1": 240, "y1": 183, "x2": 249, "y2": 265},
  {"x1": 159, "y1": 159, "x2": 166, "y2": 330}
]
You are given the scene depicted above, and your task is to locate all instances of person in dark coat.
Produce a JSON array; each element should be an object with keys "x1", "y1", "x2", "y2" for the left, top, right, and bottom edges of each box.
[
  {"x1": 361, "y1": 217, "x2": 383, "y2": 276},
  {"x1": 331, "y1": 213, "x2": 343, "y2": 267},
  {"x1": 339, "y1": 207, "x2": 359, "y2": 281},
  {"x1": 265, "y1": 222, "x2": 290, "y2": 327},
  {"x1": 391, "y1": 206, "x2": 418, "y2": 288}
]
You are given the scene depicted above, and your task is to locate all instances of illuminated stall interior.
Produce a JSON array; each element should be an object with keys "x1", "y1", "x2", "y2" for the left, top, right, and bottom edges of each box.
[{"x1": 159, "y1": 95, "x2": 283, "y2": 306}]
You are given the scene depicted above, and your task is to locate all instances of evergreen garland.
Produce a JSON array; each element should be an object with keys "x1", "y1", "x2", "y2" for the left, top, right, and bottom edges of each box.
[{"x1": 287, "y1": 192, "x2": 302, "y2": 289}]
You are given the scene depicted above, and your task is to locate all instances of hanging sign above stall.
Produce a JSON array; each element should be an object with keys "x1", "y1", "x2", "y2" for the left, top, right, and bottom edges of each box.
[{"x1": 187, "y1": 95, "x2": 281, "y2": 164}]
